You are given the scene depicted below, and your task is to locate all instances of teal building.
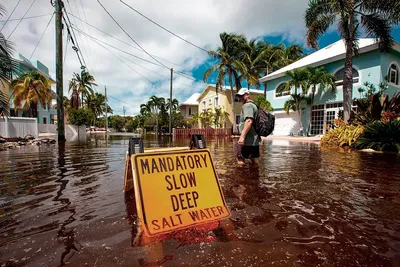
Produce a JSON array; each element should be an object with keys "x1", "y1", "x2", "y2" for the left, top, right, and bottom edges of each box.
[{"x1": 260, "y1": 38, "x2": 400, "y2": 136}]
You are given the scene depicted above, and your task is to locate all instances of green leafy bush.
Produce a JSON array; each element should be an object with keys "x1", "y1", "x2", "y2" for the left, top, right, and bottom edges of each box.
[
  {"x1": 356, "y1": 120, "x2": 400, "y2": 152},
  {"x1": 69, "y1": 108, "x2": 94, "y2": 126},
  {"x1": 321, "y1": 125, "x2": 364, "y2": 148},
  {"x1": 110, "y1": 115, "x2": 126, "y2": 132}
]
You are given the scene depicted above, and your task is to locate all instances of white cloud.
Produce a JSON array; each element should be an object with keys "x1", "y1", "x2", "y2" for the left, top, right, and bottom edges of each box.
[{"x1": 1, "y1": 0, "x2": 309, "y2": 115}]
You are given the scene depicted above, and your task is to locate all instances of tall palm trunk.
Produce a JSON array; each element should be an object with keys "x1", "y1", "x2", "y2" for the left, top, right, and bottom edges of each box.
[
  {"x1": 343, "y1": 38, "x2": 353, "y2": 122},
  {"x1": 229, "y1": 72, "x2": 236, "y2": 133},
  {"x1": 307, "y1": 85, "x2": 316, "y2": 135}
]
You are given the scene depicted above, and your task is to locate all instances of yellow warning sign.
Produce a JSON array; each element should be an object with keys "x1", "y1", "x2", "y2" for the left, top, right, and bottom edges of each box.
[{"x1": 131, "y1": 149, "x2": 230, "y2": 236}]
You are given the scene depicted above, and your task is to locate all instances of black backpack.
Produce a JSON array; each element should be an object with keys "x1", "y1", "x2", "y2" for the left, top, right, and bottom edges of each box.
[{"x1": 253, "y1": 104, "x2": 275, "y2": 137}]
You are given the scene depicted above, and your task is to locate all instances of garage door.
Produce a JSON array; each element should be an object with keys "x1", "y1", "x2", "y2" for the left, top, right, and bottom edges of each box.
[{"x1": 272, "y1": 112, "x2": 300, "y2": 136}]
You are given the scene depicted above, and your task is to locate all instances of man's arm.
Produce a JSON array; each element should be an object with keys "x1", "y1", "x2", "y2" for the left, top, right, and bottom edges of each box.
[{"x1": 238, "y1": 118, "x2": 252, "y2": 145}]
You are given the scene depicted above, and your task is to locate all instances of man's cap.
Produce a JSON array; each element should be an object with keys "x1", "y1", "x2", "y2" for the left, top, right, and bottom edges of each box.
[{"x1": 235, "y1": 88, "x2": 250, "y2": 96}]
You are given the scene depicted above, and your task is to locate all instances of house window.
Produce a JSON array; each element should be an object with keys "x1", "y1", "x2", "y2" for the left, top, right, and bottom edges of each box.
[
  {"x1": 334, "y1": 67, "x2": 359, "y2": 86},
  {"x1": 214, "y1": 97, "x2": 219, "y2": 107},
  {"x1": 275, "y1": 83, "x2": 290, "y2": 97},
  {"x1": 43, "y1": 117, "x2": 47, "y2": 124},
  {"x1": 188, "y1": 107, "x2": 192, "y2": 116},
  {"x1": 202, "y1": 101, "x2": 206, "y2": 110},
  {"x1": 388, "y1": 64, "x2": 399, "y2": 85}
]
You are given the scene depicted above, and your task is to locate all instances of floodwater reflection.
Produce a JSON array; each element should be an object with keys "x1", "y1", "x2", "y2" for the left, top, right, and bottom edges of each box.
[{"x1": 0, "y1": 134, "x2": 400, "y2": 266}]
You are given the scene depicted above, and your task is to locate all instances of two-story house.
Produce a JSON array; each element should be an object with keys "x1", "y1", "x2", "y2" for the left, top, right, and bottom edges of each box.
[
  {"x1": 197, "y1": 84, "x2": 264, "y2": 129},
  {"x1": 260, "y1": 38, "x2": 400, "y2": 136},
  {"x1": 1, "y1": 54, "x2": 57, "y2": 124},
  {"x1": 180, "y1": 93, "x2": 200, "y2": 119}
]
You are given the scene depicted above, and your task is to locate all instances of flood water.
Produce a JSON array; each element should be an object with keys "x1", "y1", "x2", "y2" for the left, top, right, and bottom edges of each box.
[{"x1": 0, "y1": 135, "x2": 400, "y2": 267}]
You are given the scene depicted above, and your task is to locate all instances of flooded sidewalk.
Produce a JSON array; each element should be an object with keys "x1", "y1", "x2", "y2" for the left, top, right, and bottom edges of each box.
[{"x1": 0, "y1": 136, "x2": 399, "y2": 266}]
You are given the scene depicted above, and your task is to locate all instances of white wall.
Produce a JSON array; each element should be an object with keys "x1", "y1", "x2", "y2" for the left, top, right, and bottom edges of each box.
[{"x1": 0, "y1": 117, "x2": 38, "y2": 138}]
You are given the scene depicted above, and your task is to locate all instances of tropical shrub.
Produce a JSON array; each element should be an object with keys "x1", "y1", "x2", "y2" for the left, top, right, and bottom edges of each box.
[
  {"x1": 110, "y1": 115, "x2": 126, "y2": 132},
  {"x1": 69, "y1": 108, "x2": 94, "y2": 126},
  {"x1": 254, "y1": 95, "x2": 273, "y2": 112},
  {"x1": 356, "y1": 120, "x2": 400, "y2": 153},
  {"x1": 321, "y1": 125, "x2": 364, "y2": 148},
  {"x1": 353, "y1": 88, "x2": 400, "y2": 125}
]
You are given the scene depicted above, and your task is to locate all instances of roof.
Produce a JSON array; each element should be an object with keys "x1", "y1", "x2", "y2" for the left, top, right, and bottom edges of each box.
[
  {"x1": 197, "y1": 84, "x2": 264, "y2": 101},
  {"x1": 260, "y1": 38, "x2": 400, "y2": 82},
  {"x1": 180, "y1": 93, "x2": 201, "y2": 106}
]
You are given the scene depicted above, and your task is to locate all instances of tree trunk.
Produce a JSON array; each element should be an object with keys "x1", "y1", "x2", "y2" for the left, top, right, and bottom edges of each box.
[
  {"x1": 307, "y1": 86, "x2": 316, "y2": 135},
  {"x1": 81, "y1": 93, "x2": 84, "y2": 109},
  {"x1": 343, "y1": 16, "x2": 354, "y2": 123},
  {"x1": 229, "y1": 72, "x2": 236, "y2": 134}
]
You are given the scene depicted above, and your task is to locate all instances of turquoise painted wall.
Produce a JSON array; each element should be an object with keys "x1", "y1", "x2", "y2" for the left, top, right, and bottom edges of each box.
[
  {"x1": 381, "y1": 49, "x2": 400, "y2": 97},
  {"x1": 266, "y1": 50, "x2": 383, "y2": 110}
]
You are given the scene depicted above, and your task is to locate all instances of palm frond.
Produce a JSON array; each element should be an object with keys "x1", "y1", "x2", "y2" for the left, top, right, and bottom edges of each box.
[{"x1": 360, "y1": 13, "x2": 393, "y2": 53}]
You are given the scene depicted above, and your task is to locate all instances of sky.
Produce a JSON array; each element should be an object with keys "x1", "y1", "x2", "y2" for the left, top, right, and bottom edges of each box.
[{"x1": 1, "y1": 0, "x2": 399, "y2": 116}]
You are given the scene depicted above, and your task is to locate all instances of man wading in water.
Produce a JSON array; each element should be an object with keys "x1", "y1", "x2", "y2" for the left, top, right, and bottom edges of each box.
[{"x1": 236, "y1": 88, "x2": 260, "y2": 166}]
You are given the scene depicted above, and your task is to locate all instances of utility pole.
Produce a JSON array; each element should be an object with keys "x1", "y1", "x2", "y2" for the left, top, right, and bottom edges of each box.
[
  {"x1": 55, "y1": 0, "x2": 65, "y2": 141},
  {"x1": 123, "y1": 106, "x2": 126, "y2": 117},
  {"x1": 169, "y1": 68, "x2": 173, "y2": 136},
  {"x1": 105, "y1": 86, "x2": 108, "y2": 135}
]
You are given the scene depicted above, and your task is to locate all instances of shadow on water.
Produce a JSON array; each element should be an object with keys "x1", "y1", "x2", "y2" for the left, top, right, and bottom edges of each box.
[{"x1": 1, "y1": 134, "x2": 400, "y2": 266}]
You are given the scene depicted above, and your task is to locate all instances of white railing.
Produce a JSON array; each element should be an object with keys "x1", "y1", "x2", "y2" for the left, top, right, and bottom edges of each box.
[{"x1": 0, "y1": 117, "x2": 38, "y2": 138}]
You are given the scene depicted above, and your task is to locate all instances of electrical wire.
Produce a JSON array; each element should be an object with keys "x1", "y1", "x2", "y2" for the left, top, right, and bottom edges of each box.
[
  {"x1": 7, "y1": 0, "x2": 37, "y2": 39},
  {"x1": 66, "y1": 12, "x2": 183, "y2": 68},
  {"x1": 97, "y1": 0, "x2": 170, "y2": 70},
  {"x1": 71, "y1": 25, "x2": 164, "y2": 68},
  {"x1": 120, "y1": 0, "x2": 208, "y2": 53},
  {"x1": 108, "y1": 95, "x2": 130, "y2": 105},
  {"x1": 62, "y1": 6, "x2": 87, "y2": 69},
  {"x1": 86, "y1": 33, "x2": 154, "y2": 84},
  {"x1": 29, "y1": 12, "x2": 55, "y2": 60},
  {"x1": 0, "y1": 0, "x2": 22, "y2": 31},
  {"x1": 0, "y1": 14, "x2": 52, "y2": 23}
]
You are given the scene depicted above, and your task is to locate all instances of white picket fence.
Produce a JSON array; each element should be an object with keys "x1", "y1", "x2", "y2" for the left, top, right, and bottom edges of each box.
[{"x1": 0, "y1": 117, "x2": 38, "y2": 138}]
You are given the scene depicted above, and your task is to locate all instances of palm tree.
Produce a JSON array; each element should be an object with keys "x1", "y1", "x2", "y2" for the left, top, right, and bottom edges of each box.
[
  {"x1": 305, "y1": 66, "x2": 336, "y2": 135},
  {"x1": 68, "y1": 79, "x2": 80, "y2": 109},
  {"x1": 11, "y1": 71, "x2": 54, "y2": 118},
  {"x1": 71, "y1": 70, "x2": 97, "y2": 107},
  {"x1": 282, "y1": 68, "x2": 310, "y2": 133},
  {"x1": 0, "y1": 4, "x2": 18, "y2": 118},
  {"x1": 274, "y1": 44, "x2": 304, "y2": 69},
  {"x1": 148, "y1": 96, "x2": 165, "y2": 134},
  {"x1": 87, "y1": 92, "x2": 112, "y2": 124},
  {"x1": 166, "y1": 98, "x2": 179, "y2": 113},
  {"x1": 241, "y1": 39, "x2": 265, "y2": 90},
  {"x1": 204, "y1": 32, "x2": 247, "y2": 127},
  {"x1": 305, "y1": 0, "x2": 399, "y2": 122}
]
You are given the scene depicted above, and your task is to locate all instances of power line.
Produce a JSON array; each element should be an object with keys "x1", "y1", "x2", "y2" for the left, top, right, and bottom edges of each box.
[
  {"x1": 61, "y1": 4, "x2": 87, "y2": 69},
  {"x1": 97, "y1": 0, "x2": 170, "y2": 70},
  {"x1": 0, "y1": 0, "x2": 22, "y2": 31},
  {"x1": 0, "y1": 14, "x2": 52, "y2": 23},
  {"x1": 29, "y1": 12, "x2": 55, "y2": 60},
  {"x1": 108, "y1": 94, "x2": 130, "y2": 105},
  {"x1": 72, "y1": 24, "x2": 204, "y2": 86},
  {"x1": 7, "y1": 0, "x2": 37, "y2": 39},
  {"x1": 66, "y1": 12, "x2": 183, "y2": 68},
  {"x1": 85, "y1": 32, "x2": 155, "y2": 84},
  {"x1": 120, "y1": 0, "x2": 208, "y2": 53},
  {"x1": 71, "y1": 25, "x2": 164, "y2": 68}
]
